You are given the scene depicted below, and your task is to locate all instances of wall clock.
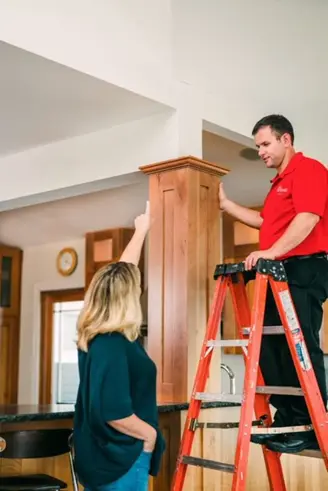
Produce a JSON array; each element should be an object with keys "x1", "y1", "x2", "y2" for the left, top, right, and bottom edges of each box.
[{"x1": 56, "y1": 247, "x2": 78, "y2": 276}]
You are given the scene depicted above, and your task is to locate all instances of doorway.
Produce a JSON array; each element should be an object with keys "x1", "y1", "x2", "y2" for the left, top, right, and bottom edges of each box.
[{"x1": 39, "y1": 288, "x2": 84, "y2": 404}]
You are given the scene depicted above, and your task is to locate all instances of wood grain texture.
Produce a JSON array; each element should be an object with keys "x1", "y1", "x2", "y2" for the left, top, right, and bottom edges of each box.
[{"x1": 144, "y1": 162, "x2": 223, "y2": 402}]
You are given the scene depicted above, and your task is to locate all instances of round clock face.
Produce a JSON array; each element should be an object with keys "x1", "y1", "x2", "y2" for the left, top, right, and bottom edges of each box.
[
  {"x1": 57, "y1": 248, "x2": 77, "y2": 276},
  {"x1": 60, "y1": 252, "x2": 74, "y2": 271}
]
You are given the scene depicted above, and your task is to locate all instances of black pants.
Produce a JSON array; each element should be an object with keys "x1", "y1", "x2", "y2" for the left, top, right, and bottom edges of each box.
[{"x1": 247, "y1": 256, "x2": 328, "y2": 427}]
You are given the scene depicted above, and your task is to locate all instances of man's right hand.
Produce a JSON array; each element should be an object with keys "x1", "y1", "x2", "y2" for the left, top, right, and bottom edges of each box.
[{"x1": 218, "y1": 182, "x2": 263, "y2": 229}]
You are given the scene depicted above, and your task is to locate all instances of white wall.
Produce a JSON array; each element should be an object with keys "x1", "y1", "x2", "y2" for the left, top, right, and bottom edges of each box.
[
  {"x1": 18, "y1": 238, "x2": 85, "y2": 404},
  {"x1": 173, "y1": 0, "x2": 328, "y2": 161},
  {"x1": 0, "y1": 0, "x2": 174, "y2": 106}
]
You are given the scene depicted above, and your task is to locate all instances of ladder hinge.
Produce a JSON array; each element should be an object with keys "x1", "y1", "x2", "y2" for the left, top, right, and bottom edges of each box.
[{"x1": 189, "y1": 418, "x2": 198, "y2": 431}]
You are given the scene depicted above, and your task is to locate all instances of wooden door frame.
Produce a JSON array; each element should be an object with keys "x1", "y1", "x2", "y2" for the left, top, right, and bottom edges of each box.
[
  {"x1": 0, "y1": 317, "x2": 20, "y2": 404},
  {"x1": 39, "y1": 288, "x2": 84, "y2": 404}
]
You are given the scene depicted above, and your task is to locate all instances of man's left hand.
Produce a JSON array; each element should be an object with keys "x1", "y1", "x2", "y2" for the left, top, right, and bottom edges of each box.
[{"x1": 244, "y1": 249, "x2": 276, "y2": 271}]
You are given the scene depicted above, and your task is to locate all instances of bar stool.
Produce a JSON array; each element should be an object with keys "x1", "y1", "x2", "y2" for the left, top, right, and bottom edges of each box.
[{"x1": 0, "y1": 428, "x2": 79, "y2": 491}]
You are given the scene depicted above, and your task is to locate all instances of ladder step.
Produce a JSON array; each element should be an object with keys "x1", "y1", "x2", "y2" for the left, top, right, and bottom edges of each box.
[
  {"x1": 256, "y1": 386, "x2": 303, "y2": 396},
  {"x1": 196, "y1": 386, "x2": 303, "y2": 402},
  {"x1": 196, "y1": 393, "x2": 242, "y2": 403},
  {"x1": 182, "y1": 456, "x2": 235, "y2": 473},
  {"x1": 242, "y1": 325, "x2": 284, "y2": 335},
  {"x1": 207, "y1": 339, "x2": 248, "y2": 348},
  {"x1": 192, "y1": 417, "x2": 266, "y2": 430},
  {"x1": 252, "y1": 423, "x2": 313, "y2": 435}
]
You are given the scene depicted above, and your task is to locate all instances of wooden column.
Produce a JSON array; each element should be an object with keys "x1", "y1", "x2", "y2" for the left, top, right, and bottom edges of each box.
[{"x1": 140, "y1": 156, "x2": 228, "y2": 402}]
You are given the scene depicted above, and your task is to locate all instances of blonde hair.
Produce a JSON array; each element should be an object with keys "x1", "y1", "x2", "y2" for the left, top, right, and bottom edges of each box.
[{"x1": 77, "y1": 262, "x2": 142, "y2": 351}]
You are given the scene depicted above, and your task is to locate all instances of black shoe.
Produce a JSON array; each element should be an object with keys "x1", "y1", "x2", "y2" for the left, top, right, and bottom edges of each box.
[
  {"x1": 250, "y1": 417, "x2": 286, "y2": 445},
  {"x1": 266, "y1": 436, "x2": 319, "y2": 454},
  {"x1": 250, "y1": 432, "x2": 284, "y2": 445}
]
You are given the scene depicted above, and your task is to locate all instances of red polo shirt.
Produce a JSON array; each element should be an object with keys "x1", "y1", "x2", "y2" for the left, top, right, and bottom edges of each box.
[{"x1": 260, "y1": 152, "x2": 328, "y2": 259}]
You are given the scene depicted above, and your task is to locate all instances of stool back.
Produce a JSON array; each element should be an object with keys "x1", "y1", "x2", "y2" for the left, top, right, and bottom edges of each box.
[{"x1": 0, "y1": 428, "x2": 72, "y2": 459}]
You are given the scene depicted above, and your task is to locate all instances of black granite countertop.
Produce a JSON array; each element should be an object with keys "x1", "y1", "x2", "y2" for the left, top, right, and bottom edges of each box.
[{"x1": 0, "y1": 401, "x2": 240, "y2": 423}]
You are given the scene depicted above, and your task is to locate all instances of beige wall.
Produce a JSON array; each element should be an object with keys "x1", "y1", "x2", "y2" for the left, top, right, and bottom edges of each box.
[{"x1": 18, "y1": 239, "x2": 85, "y2": 404}]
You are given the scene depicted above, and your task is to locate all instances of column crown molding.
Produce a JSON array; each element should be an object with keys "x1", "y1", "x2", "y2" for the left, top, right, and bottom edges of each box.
[{"x1": 139, "y1": 155, "x2": 230, "y2": 177}]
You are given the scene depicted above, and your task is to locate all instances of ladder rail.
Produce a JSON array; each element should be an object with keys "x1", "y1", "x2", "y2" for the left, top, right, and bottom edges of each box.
[
  {"x1": 270, "y1": 277, "x2": 328, "y2": 466},
  {"x1": 229, "y1": 273, "x2": 287, "y2": 491},
  {"x1": 229, "y1": 274, "x2": 287, "y2": 491},
  {"x1": 171, "y1": 276, "x2": 228, "y2": 490}
]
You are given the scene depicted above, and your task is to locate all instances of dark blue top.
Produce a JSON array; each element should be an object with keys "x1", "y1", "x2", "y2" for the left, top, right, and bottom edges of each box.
[{"x1": 73, "y1": 332, "x2": 165, "y2": 489}]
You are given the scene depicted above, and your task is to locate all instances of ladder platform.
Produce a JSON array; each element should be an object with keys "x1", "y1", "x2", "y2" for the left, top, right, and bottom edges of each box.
[
  {"x1": 181, "y1": 456, "x2": 235, "y2": 473},
  {"x1": 243, "y1": 325, "x2": 285, "y2": 335},
  {"x1": 196, "y1": 386, "x2": 303, "y2": 402}
]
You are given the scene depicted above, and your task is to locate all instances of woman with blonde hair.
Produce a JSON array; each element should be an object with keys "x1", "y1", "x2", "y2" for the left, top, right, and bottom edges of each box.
[{"x1": 73, "y1": 202, "x2": 165, "y2": 491}]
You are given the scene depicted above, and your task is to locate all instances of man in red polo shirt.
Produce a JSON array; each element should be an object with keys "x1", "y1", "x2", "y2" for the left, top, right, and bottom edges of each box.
[{"x1": 219, "y1": 114, "x2": 328, "y2": 454}]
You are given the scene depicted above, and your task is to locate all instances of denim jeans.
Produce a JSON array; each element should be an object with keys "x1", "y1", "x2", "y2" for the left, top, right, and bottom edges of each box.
[{"x1": 84, "y1": 450, "x2": 152, "y2": 491}]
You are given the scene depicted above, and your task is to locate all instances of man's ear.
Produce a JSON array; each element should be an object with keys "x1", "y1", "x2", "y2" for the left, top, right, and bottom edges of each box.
[{"x1": 281, "y1": 132, "x2": 292, "y2": 147}]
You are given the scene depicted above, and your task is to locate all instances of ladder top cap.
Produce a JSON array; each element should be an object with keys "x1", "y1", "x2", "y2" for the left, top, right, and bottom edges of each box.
[{"x1": 213, "y1": 258, "x2": 287, "y2": 281}]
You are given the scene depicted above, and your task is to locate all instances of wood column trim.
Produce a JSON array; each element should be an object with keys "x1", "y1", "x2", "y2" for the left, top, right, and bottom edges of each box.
[
  {"x1": 140, "y1": 156, "x2": 229, "y2": 402},
  {"x1": 140, "y1": 155, "x2": 228, "y2": 177}
]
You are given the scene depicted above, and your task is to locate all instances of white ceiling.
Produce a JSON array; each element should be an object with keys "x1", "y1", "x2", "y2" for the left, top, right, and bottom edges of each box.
[
  {"x1": 0, "y1": 178, "x2": 149, "y2": 248},
  {"x1": 203, "y1": 131, "x2": 275, "y2": 206},
  {"x1": 0, "y1": 131, "x2": 273, "y2": 248},
  {"x1": 0, "y1": 41, "x2": 166, "y2": 157}
]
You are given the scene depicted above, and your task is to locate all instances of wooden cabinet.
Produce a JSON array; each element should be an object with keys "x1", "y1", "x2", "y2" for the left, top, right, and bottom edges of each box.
[
  {"x1": 0, "y1": 244, "x2": 22, "y2": 404},
  {"x1": 85, "y1": 228, "x2": 144, "y2": 290},
  {"x1": 0, "y1": 318, "x2": 20, "y2": 404},
  {"x1": 0, "y1": 245, "x2": 22, "y2": 317},
  {"x1": 85, "y1": 228, "x2": 134, "y2": 289}
]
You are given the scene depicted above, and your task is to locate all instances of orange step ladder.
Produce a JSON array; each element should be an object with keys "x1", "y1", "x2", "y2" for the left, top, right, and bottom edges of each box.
[{"x1": 171, "y1": 258, "x2": 328, "y2": 491}]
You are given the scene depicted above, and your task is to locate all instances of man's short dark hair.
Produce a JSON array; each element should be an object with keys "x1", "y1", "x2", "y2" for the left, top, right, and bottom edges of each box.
[{"x1": 252, "y1": 114, "x2": 294, "y2": 145}]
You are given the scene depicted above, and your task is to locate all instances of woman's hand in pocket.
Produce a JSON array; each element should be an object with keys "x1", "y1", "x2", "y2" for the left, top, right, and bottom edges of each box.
[{"x1": 143, "y1": 426, "x2": 157, "y2": 452}]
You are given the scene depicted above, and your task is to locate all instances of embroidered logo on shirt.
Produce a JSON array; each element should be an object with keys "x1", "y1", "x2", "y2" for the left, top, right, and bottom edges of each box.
[{"x1": 277, "y1": 185, "x2": 288, "y2": 194}]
